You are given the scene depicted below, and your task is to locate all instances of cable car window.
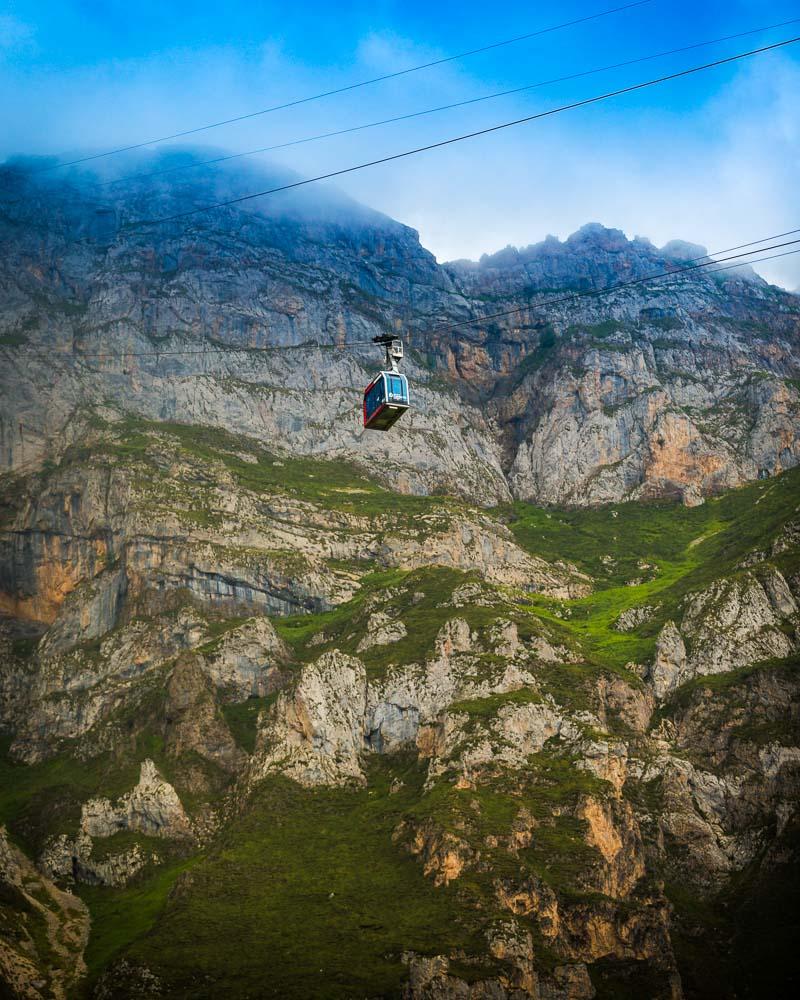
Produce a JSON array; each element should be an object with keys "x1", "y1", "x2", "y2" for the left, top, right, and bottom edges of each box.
[
  {"x1": 364, "y1": 376, "x2": 386, "y2": 419},
  {"x1": 388, "y1": 375, "x2": 406, "y2": 400}
]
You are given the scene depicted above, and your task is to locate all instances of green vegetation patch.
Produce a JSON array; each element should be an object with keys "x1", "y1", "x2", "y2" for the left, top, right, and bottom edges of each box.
[
  {"x1": 81, "y1": 416, "x2": 459, "y2": 524},
  {"x1": 0, "y1": 736, "x2": 142, "y2": 855},
  {"x1": 449, "y1": 687, "x2": 543, "y2": 719},
  {"x1": 275, "y1": 566, "x2": 463, "y2": 668},
  {"x1": 504, "y1": 466, "x2": 800, "y2": 672},
  {"x1": 590, "y1": 955, "x2": 676, "y2": 1000},
  {"x1": 272, "y1": 565, "x2": 564, "y2": 683},
  {"x1": 79, "y1": 855, "x2": 199, "y2": 986},
  {"x1": 112, "y1": 756, "x2": 493, "y2": 999},
  {"x1": 89, "y1": 829, "x2": 166, "y2": 863},
  {"x1": 658, "y1": 653, "x2": 800, "y2": 719},
  {"x1": 0, "y1": 332, "x2": 30, "y2": 347},
  {"x1": 221, "y1": 694, "x2": 278, "y2": 754},
  {"x1": 407, "y1": 747, "x2": 611, "y2": 897}
]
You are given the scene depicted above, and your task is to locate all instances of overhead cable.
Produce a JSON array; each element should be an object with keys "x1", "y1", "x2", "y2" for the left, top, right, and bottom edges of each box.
[
  {"x1": 29, "y1": 1, "x2": 654, "y2": 173},
  {"x1": 129, "y1": 36, "x2": 800, "y2": 228},
  {"x1": 93, "y1": 16, "x2": 800, "y2": 191}
]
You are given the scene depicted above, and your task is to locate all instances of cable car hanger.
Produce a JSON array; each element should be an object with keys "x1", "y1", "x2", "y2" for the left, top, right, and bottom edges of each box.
[{"x1": 362, "y1": 336, "x2": 411, "y2": 432}]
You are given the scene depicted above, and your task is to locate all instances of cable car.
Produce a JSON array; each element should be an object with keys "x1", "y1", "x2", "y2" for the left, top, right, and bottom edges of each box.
[{"x1": 363, "y1": 336, "x2": 410, "y2": 431}]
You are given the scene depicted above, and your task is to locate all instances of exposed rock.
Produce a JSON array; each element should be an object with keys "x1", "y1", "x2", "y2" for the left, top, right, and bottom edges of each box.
[
  {"x1": 444, "y1": 582, "x2": 505, "y2": 608},
  {"x1": 488, "y1": 620, "x2": 520, "y2": 657},
  {"x1": 39, "y1": 831, "x2": 152, "y2": 888},
  {"x1": 81, "y1": 760, "x2": 192, "y2": 839},
  {"x1": 612, "y1": 605, "x2": 658, "y2": 632},
  {"x1": 495, "y1": 869, "x2": 676, "y2": 974},
  {"x1": 201, "y1": 617, "x2": 290, "y2": 698},
  {"x1": 164, "y1": 654, "x2": 246, "y2": 774},
  {"x1": 38, "y1": 761, "x2": 190, "y2": 887},
  {"x1": 680, "y1": 570, "x2": 797, "y2": 678},
  {"x1": 436, "y1": 618, "x2": 474, "y2": 658},
  {"x1": 646, "y1": 622, "x2": 687, "y2": 699},
  {"x1": 93, "y1": 961, "x2": 164, "y2": 999},
  {"x1": 421, "y1": 700, "x2": 582, "y2": 790},
  {"x1": 577, "y1": 796, "x2": 645, "y2": 898},
  {"x1": 0, "y1": 826, "x2": 89, "y2": 998},
  {"x1": 772, "y1": 517, "x2": 800, "y2": 556},
  {"x1": 2, "y1": 161, "x2": 800, "y2": 505},
  {"x1": 386, "y1": 518, "x2": 590, "y2": 598},
  {"x1": 357, "y1": 611, "x2": 407, "y2": 651},
  {"x1": 366, "y1": 696, "x2": 421, "y2": 753},
  {"x1": 594, "y1": 674, "x2": 653, "y2": 733},
  {"x1": 252, "y1": 651, "x2": 369, "y2": 786},
  {"x1": 396, "y1": 818, "x2": 473, "y2": 887}
]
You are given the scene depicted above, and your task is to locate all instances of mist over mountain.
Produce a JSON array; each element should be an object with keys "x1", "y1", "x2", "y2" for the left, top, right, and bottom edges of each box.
[{"x1": 2, "y1": 149, "x2": 799, "y2": 505}]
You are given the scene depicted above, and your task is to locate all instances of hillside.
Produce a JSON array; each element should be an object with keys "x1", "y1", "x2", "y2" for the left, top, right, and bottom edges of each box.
[{"x1": 0, "y1": 154, "x2": 799, "y2": 999}]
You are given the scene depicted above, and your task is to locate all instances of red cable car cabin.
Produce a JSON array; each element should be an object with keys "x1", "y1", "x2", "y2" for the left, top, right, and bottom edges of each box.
[{"x1": 363, "y1": 370, "x2": 410, "y2": 431}]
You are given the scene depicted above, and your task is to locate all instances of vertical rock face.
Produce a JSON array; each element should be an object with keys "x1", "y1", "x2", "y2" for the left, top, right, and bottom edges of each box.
[
  {"x1": 164, "y1": 654, "x2": 247, "y2": 774},
  {"x1": 648, "y1": 621, "x2": 688, "y2": 699},
  {"x1": 1, "y1": 158, "x2": 798, "y2": 504},
  {"x1": 252, "y1": 651, "x2": 369, "y2": 787}
]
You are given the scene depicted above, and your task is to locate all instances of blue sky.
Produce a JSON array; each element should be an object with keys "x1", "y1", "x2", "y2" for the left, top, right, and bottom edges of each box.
[{"x1": 1, "y1": 0, "x2": 799, "y2": 286}]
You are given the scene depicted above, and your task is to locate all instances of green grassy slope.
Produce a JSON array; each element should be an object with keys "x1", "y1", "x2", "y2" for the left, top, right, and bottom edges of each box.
[
  {"x1": 83, "y1": 758, "x2": 490, "y2": 999},
  {"x1": 505, "y1": 466, "x2": 800, "y2": 669},
  {"x1": 2, "y1": 430, "x2": 799, "y2": 997}
]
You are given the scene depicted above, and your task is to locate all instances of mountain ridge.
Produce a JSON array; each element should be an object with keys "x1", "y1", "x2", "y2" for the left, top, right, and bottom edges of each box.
[{"x1": 1, "y1": 151, "x2": 799, "y2": 507}]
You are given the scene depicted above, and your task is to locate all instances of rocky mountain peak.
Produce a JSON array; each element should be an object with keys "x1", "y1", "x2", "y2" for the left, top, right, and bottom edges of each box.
[
  {"x1": 660, "y1": 237, "x2": 709, "y2": 261},
  {"x1": 1, "y1": 157, "x2": 798, "y2": 506}
]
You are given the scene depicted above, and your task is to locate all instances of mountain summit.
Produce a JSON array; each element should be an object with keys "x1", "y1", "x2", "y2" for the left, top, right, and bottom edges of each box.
[{"x1": 1, "y1": 154, "x2": 798, "y2": 505}]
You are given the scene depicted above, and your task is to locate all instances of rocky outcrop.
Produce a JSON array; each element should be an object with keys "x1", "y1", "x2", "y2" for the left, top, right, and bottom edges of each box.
[
  {"x1": 384, "y1": 519, "x2": 591, "y2": 598},
  {"x1": 357, "y1": 611, "x2": 407, "y2": 651},
  {"x1": 646, "y1": 570, "x2": 798, "y2": 699},
  {"x1": 252, "y1": 651, "x2": 369, "y2": 786},
  {"x1": 396, "y1": 819, "x2": 474, "y2": 888},
  {"x1": 495, "y1": 872, "x2": 677, "y2": 973},
  {"x1": 93, "y1": 961, "x2": 164, "y2": 999},
  {"x1": 81, "y1": 760, "x2": 191, "y2": 840},
  {"x1": 402, "y1": 948, "x2": 597, "y2": 1000},
  {"x1": 164, "y1": 654, "x2": 246, "y2": 774},
  {"x1": 194, "y1": 617, "x2": 290, "y2": 699},
  {"x1": 39, "y1": 831, "x2": 153, "y2": 888},
  {"x1": 0, "y1": 827, "x2": 89, "y2": 998},
  {"x1": 680, "y1": 570, "x2": 797, "y2": 677},
  {"x1": 613, "y1": 605, "x2": 657, "y2": 632},
  {"x1": 250, "y1": 613, "x2": 578, "y2": 785},
  {"x1": 647, "y1": 621, "x2": 688, "y2": 699},
  {"x1": 38, "y1": 761, "x2": 191, "y2": 887}
]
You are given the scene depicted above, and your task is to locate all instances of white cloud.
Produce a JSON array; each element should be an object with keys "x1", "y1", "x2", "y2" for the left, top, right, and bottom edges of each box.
[
  {"x1": 337, "y1": 47, "x2": 800, "y2": 289},
  {"x1": 0, "y1": 24, "x2": 797, "y2": 288}
]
